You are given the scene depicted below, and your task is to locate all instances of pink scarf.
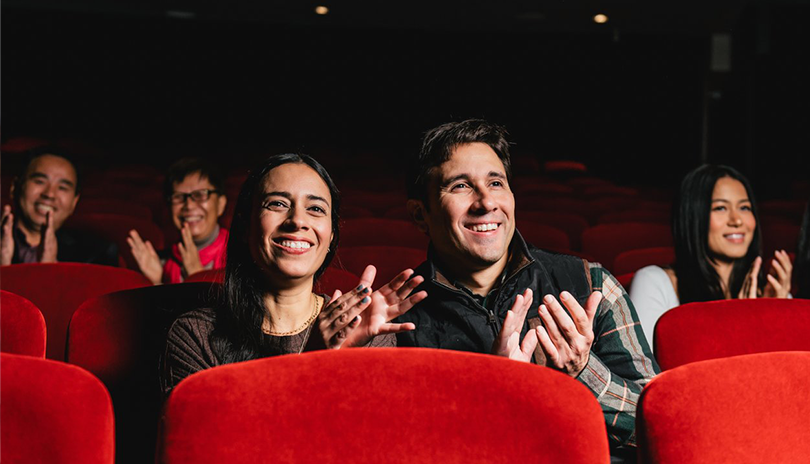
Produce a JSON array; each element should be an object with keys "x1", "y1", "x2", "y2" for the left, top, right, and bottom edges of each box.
[{"x1": 163, "y1": 228, "x2": 229, "y2": 284}]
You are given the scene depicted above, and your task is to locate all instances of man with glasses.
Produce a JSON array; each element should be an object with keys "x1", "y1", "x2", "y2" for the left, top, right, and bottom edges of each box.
[
  {"x1": 1, "y1": 147, "x2": 118, "y2": 266},
  {"x1": 127, "y1": 158, "x2": 228, "y2": 284}
]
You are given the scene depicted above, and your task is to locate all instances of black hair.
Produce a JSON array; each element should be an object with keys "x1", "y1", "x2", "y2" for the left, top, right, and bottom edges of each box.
[
  {"x1": 163, "y1": 157, "x2": 225, "y2": 202},
  {"x1": 14, "y1": 145, "x2": 82, "y2": 195},
  {"x1": 672, "y1": 164, "x2": 762, "y2": 303},
  {"x1": 212, "y1": 153, "x2": 340, "y2": 363},
  {"x1": 796, "y1": 201, "x2": 810, "y2": 299},
  {"x1": 406, "y1": 119, "x2": 511, "y2": 205}
]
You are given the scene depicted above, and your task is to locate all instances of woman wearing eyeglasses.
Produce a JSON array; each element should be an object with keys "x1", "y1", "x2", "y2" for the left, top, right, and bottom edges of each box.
[{"x1": 127, "y1": 158, "x2": 229, "y2": 284}]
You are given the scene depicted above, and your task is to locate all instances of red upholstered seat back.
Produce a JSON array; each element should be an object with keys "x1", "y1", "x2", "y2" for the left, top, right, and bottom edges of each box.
[
  {"x1": 515, "y1": 222, "x2": 571, "y2": 252},
  {"x1": 1, "y1": 353, "x2": 115, "y2": 464},
  {"x1": 612, "y1": 246, "x2": 675, "y2": 276},
  {"x1": 184, "y1": 267, "x2": 361, "y2": 297},
  {"x1": 1, "y1": 290, "x2": 47, "y2": 357},
  {"x1": 637, "y1": 352, "x2": 810, "y2": 464},
  {"x1": 1, "y1": 263, "x2": 151, "y2": 360},
  {"x1": 654, "y1": 298, "x2": 810, "y2": 371},
  {"x1": 185, "y1": 268, "x2": 226, "y2": 283},
  {"x1": 333, "y1": 245, "x2": 426, "y2": 285},
  {"x1": 63, "y1": 213, "x2": 165, "y2": 270},
  {"x1": 340, "y1": 218, "x2": 429, "y2": 248},
  {"x1": 67, "y1": 282, "x2": 220, "y2": 464},
  {"x1": 581, "y1": 223, "x2": 673, "y2": 270},
  {"x1": 158, "y1": 348, "x2": 610, "y2": 464}
]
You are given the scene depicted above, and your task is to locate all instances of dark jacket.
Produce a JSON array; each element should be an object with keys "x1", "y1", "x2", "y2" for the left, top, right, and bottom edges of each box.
[{"x1": 396, "y1": 232, "x2": 592, "y2": 353}]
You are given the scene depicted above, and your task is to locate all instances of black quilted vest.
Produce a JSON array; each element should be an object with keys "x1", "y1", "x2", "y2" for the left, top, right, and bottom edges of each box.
[{"x1": 396, "y1": 232, "x2": 593, "y2": 354}]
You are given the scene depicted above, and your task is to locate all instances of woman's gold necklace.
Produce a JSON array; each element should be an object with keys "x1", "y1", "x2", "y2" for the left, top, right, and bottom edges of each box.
[{"x1": 262, "y1": 295, "x2": 323, "y2": 337}]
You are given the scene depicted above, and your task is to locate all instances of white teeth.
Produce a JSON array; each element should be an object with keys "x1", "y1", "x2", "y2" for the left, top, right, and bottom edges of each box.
[
  {"x1": 280, "y1": 240, "x2": 311, "y2": 249},
  {"x1": 725, "y1": 234, "x2": 744, "y2": 239},
  {"x1": 470, "y1": 223, "x2": 498, "y2": 232},
  {"x1": 182, "y1": 216, "x2": 203, "y2": 223},
  {"x1": 35, "y1": 204, "x2": 54, "y2": 214}
]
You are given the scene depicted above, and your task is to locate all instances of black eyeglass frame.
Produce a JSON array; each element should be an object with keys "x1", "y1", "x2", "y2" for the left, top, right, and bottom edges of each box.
[{"x1": 168, "y1": 188, "x2": 221, "y2": 205}]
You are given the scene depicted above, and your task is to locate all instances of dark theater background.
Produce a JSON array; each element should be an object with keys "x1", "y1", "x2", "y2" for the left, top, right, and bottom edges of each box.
[{"x1": 2, "y1": 1, "x2": 808, "y2": 196}]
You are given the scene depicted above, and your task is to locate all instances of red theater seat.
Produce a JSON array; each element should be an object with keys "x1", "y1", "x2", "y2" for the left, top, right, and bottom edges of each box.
[
  {"x1": 518, "y1": 211, "x2": 589, "y2": 251},
  {"x1": 158, "y1": 348, "x2": 610, "y2": 464},
  {"x1": 185, "y1": 267, "x2": 360, "y2": 296},
  {"x1": 581, "y1": 223, "x2": 673, "y2": 270},
  {"x1": 637, "y1": 352, "x2": 810, "y2": 464},
  {"x1": 516, "y1": 222, "x2": 570, "y2": 252},
  {"x1": 333, "y1": 246, "x2": 426, "y2": 285},
  {"x1": 340, "y1": 218, "x2": 429, "y2": 248},
  {"x1": 64, "y1": 213, "x2": 166, "y2": 270},
  {"x1": 185, "y1": 268, "x2": 226, "y2": 283},
  {"x1": 0, "y1": 290, "x2": 46, "y2": 357},
  {"x1": 67, "y1": 282, "x2": 219, "y2": 464},
  {"x1": 74, "y1": 198, "x2": 154, "y2": 220},
  {"x1": 1, "y1": 353, "x2": 115, "y2": 464},
  {"x1": 612, "y1": 247, "x2": 675, "y2": 276},
  {"x1": 1, "y1": 263, "x2": 151, "y2": 360},
  {"x1": 654, "y1": 298, "x2": 810, "y2": 371}
]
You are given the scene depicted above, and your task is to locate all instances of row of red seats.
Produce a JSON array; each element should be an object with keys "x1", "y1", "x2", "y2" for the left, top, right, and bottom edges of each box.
[
  {"x1": 4, "y1": 347, "x2": 809, "y2": 463},
  {"x1": 58, "y1": 206, "x2": 801, "y2": 282},
  {"x1": 4, "y1": 267, "x2": 810, "y2": 463}
]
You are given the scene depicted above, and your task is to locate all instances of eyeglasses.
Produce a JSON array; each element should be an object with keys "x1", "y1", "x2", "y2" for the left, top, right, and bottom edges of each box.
[{"x1": 169, "y1": 189, "x2": 220, "y2": 205}]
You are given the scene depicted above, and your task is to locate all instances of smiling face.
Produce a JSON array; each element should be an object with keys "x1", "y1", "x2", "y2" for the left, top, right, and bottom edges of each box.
[
  {"x1": 170, "y1": 172, "x2": 227, "y2": 242},
  {"x1": 707, "y1": 176, "x2": 756, "y2": 262},
  {"x1": 248, "y1": 162, "x2": 334, "y2": 284},
  {"x1": 14, "y1": 154, "x2": 80, "y2": 233},
  {"x1": 418, "y1": 142, "x2": 516, "y2": 271}
]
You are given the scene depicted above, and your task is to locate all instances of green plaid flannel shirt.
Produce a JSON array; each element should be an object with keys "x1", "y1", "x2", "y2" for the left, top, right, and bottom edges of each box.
[{"x1": 574, "y1": 262, "x2": 659, "y2": 449}]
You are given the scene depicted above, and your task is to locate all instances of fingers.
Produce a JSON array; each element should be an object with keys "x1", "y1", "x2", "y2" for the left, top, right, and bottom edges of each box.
[
  {"x1": 321, "y1": 283, "x2": 372, "y2": 330},
  {"x1": 331, "y1": 288, "x2": 342, "y2": 303},
  {"x1": 358, "y1": 265, "x2": 378, "y2": 290},
  {"x1": 387, "y1": 290, "x2": 427, "y2": 318},
  {"x1": 741, "y1": 257, "x2": 761, "y2": 299},
  {"x1": 373, "y1": 322, "x2": 416, "y2": 336},
  {"x1": 519, "y1": 326, "x2": 539, "y2": 358},
  {"x1": 535, "y1": 325, "x2": 561, "y2": 366},
  {"x1": 1, "y1": 205, "x2": 12, "y2": 226},
  {"x1": 329, "y1": 315, "x2": 363, "y2": 349},
  {"x1": 766, "y1": 274, "x2": 784, "y2": 295},
  {"x1": 144, "y1": 240, "x2": 158, "y2": 257},
  {"x1": 1, "y1": 205, "x2": 13, "y2": 237},
  {"x1": 505, "y1": 289, "x2": 533, "y2": 336},
  {"x1": 376, "y1": 268, "x2": 416, "y2": 299},
  {"x1": 542, "y1": 294, "x2": 581, "y2": 343},
  {"x1": 771, "y1": 250, "x2": 792, "y2": 282}
]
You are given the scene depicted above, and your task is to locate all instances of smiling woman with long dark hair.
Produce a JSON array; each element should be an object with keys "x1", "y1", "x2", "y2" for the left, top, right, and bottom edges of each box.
[
  {"x1": 630, "y1": 164, "x2": 793, "y2": 343},
  {"x1": 161, "y1": 154, "x2": 426, "y2": 394}
]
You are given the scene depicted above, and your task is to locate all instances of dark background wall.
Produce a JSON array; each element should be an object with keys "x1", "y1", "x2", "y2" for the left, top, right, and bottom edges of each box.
[{"x1": 2, "y1": 2, "x2": 808, "y2": 197}]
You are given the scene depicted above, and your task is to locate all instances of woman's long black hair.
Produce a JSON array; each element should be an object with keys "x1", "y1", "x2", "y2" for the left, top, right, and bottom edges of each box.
[
  {"x1": 212, "y1": 153, "x2": 340, "y2": 363},
  {"x1": 672, "y1": 164, "x2": 762, "y2": 304}
]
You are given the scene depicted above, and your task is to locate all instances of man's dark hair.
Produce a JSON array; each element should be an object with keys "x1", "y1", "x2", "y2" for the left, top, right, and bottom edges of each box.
[
  {"x1": 407, "y1": 119, "x2": 512, "y2": 204},
  {"x1": 672, "y1": 164, "x2": 762, "y2": 303},
  {"x1": 14, "y1": 146, "x2": 82, "y2": 195},
  {"x1": 163, "y1": 157, "x2": 225, "y2": 202}
]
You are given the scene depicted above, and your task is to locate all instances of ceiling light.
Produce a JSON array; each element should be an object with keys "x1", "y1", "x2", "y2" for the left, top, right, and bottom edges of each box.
[
  {"x1": 315, "y1": 6, "x2": 329, "y2": 15},
  {"x1": 593, "y1": 14, "x2": 608, "y2": 24}
]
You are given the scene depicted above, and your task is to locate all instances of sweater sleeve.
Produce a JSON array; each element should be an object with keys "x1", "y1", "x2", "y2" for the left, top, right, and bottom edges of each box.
[
  {"x1": 576, "y1": 264, "x2": 660, "y2": 450},
  {"x1": 162, "y1": 309, "x2": 220, "y2": 397}
]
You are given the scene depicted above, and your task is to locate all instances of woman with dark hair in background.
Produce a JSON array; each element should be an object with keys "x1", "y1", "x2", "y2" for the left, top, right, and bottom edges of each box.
[
  {"x1": 128, "y1": 158, "x2": 229, "y2": 284},
  {"x1": 796, "y1": 201, "x2": 810, "y2": 299},
  {"x1": 162, "y1": 154, "x2": 426, "y2": 394},
  {"x1": 630, "y1": 164, "x2": 793, "y2": 343}
]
